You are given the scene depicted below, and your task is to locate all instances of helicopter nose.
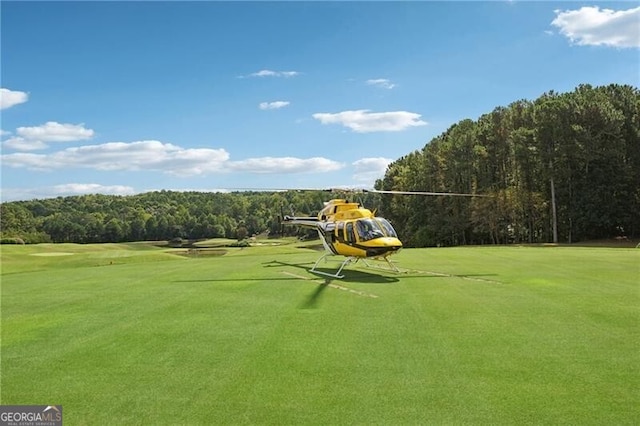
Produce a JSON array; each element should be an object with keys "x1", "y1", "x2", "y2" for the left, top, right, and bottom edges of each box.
[
  {"x1": 365, "y1": 237, "x2": 402, "y2": 257},
  {"x1": 381, "y1": 237, "x2": 402, "y2": 248}
]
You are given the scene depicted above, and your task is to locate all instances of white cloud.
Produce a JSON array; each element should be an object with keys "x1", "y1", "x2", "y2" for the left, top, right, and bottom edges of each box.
[
  {"x1": 1, "y1": 140, "x2": 230, "y2": 175},
  {"x1": 242, "y1": 69, "x2": 301, "y2": 78},
  {"x1": 0, "y1": 184, "x2": 136, "y2": 201},
  {"x1": 3, "y1": 121, "x2": 95, "y2": 151},
  {"x1": 17, "y1": 121, "x2": 95, "y2": 142},
  {"x1": 229, "y1": 157, "x2": 344, "y2": 174},
  {"x1": 2, "y1": 137, "x2": 48, "y2": 151},
  {"x1": 312, "y1": 110, "x2": 427, "y2": 133},
  {"x1": 259, "y1": 101, "x2": 290, "y2": 110},
  {"x1": 551, "y1": 6, "x2": 640, "y2": 48},
  {"x1": 0, "y1": 188, "x2": 37, "y2": 202},
  {"x1": 366, "y1": 79, "x2": 396, "y2": 89},
  {"x1": 53, "y1": 183, "x2": 136, "y2": 196},
  {"x1": 1, "y1": 140, "x2": 344, "y2": 177},
  {"x1": 0, "y1": 88, "x2": 29, "y2": 109},
  {"x1": 352, "y1": 157, "x2": 393, "y2": 183}
]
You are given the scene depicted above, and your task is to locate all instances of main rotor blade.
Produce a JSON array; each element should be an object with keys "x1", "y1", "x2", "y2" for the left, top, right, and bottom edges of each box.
[
  {"x1": 211, "y1": 187, "x2": 490, "y2": 197},
  {"x1": 365, "y1": 189, "x2": 490, "y2": 197},
  {"x1": 224, "y1": 187, "x2": 351, "y2": 193}
]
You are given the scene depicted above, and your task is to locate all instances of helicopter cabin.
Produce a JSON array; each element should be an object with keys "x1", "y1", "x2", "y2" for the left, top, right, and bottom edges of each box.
[{"x1": 316, "y1": 199, "x2": 399, "y2": 245}]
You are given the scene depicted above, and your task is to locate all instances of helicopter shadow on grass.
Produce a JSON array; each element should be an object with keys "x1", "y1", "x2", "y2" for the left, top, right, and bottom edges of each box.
[
  {"x1": 172, "y1": 276, "x2": 316, "y2": 284},
  {"x1": 171, "y1": 275, "x2": 329, "y2": 310},
  {"x1": 172, "y1": 262, "x2": 318, "y2": 284},
  {"x1": 300, "y1": 282, "x2": 330, "y2": 309},
  {"x1": 261, "y1": 260, "x2": 500, "y2": 283},
  {"x1": 262, "y1": 260, "x2": 399, "y2": 284},
  {"x1": 263, "y1": 259, "x2": 399, "y2": 310}
]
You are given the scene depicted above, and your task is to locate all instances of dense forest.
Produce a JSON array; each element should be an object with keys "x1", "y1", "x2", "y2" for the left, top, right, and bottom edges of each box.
[
  {"x1": 1, "y1": 84, "x2": 638, "y2": 247},
  {"x1": 0, "y1": 189, "x2": 382, "y2": 244},
  {"x1": 375, "y1": 84, "x2": 639, "y2": 246}
]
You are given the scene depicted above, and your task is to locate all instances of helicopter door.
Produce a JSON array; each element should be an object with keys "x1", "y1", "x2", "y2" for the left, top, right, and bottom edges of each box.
[
  {"x1": 336, "y1": 221, "x2": 344, "y2": 242},
  {"x1": 346, "y1": 222, "x2": 356, "y2": 243},
  {"x1": 324, "y1": 222, "x2": 336, "y2": 242}
]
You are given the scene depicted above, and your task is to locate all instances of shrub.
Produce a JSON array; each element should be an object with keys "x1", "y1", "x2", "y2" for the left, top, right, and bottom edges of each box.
[
  {"x1": 0, "y1": 237, "x2": 25, "y2": 245},
  {"x1": 230, "y1": 240, "x2": 250, "y2": 248},
  {"x1": 169, "y1": 237, "x2": 184, "y2": 247}
]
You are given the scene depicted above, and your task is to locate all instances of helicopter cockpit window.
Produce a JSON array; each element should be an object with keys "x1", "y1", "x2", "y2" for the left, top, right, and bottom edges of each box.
[
  {"x1": 376, "y1": 218, "x2": 398, "y2": 238},
  {"x1": 356, "y1": 218, "x2": 386, "y2": 242}
]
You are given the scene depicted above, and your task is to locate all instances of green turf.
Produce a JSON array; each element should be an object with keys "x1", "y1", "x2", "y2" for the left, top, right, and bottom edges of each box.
[{"x1": 1, "y1": 242, "x2": 638, "y2": 424}]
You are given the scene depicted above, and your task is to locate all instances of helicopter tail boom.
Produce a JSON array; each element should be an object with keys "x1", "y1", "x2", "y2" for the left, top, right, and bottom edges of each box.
[{"x1": 282, "y1": 216, "x2": 320, "y2": 228}]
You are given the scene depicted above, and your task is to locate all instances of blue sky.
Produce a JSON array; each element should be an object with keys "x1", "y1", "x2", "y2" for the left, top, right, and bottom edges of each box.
[{"x1": 1, "y1": 1, "x2": 638, "y2": 201}]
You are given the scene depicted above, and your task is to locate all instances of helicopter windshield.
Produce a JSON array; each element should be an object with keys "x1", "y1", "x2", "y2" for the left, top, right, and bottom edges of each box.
[
  {"x1": 356, "y1": 218, "x2": 398, "y2": 242},
  {"x1": 376, "y1": 218, "x2": 398, "y2": 238}
]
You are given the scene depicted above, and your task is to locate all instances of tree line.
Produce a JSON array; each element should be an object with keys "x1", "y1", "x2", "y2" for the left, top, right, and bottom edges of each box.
[
  {"x1": 0, "y1": 190, "x2": 381, "y2": 244},
  {"x1": 375, "y1": 84, "x2": 639, "y2": 246},
  {"x1": 1, "y1": 84, "x2": 638, "y2": 246}
]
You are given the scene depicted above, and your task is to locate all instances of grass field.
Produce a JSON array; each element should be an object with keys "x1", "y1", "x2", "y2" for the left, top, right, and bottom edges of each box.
[{"x1": 1, "y1": 241, "x2": 638, "y2": 424}]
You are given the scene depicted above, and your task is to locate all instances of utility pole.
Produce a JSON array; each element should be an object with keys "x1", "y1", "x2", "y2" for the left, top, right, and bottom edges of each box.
[{"x1": 549, "y1": 162, "x2": 558, "y2": 244}]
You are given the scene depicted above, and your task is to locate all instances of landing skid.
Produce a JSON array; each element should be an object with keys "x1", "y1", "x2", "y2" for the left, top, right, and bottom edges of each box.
[
  {"x1": 309, "y1": 253, "x2": 401, "y2": 279},
  {"x1": 310, "y1": 253, "x2": 357, "y2": 279},
  {"x1": 362, "y1": 256, "x2": 401, "y2": 273}
]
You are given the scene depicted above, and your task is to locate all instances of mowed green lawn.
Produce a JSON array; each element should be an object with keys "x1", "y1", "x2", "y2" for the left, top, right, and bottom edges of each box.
[{"x1": 1, "y1": 242, "x2": 638, "y2": 424}]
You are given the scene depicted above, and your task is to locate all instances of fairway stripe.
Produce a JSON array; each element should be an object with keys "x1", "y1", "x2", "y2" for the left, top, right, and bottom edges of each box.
[
  {"x1": 410, "y1": 269, "x2": 502, "y2": 285},
  {"x1": 281, "y1": 271, "x2": 379, "y2": 298}
]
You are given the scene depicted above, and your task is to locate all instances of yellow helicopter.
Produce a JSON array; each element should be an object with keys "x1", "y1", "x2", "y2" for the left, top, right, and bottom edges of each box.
[{"x1": 282, "y1": 189, "x2": 484, "y2": 279}]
